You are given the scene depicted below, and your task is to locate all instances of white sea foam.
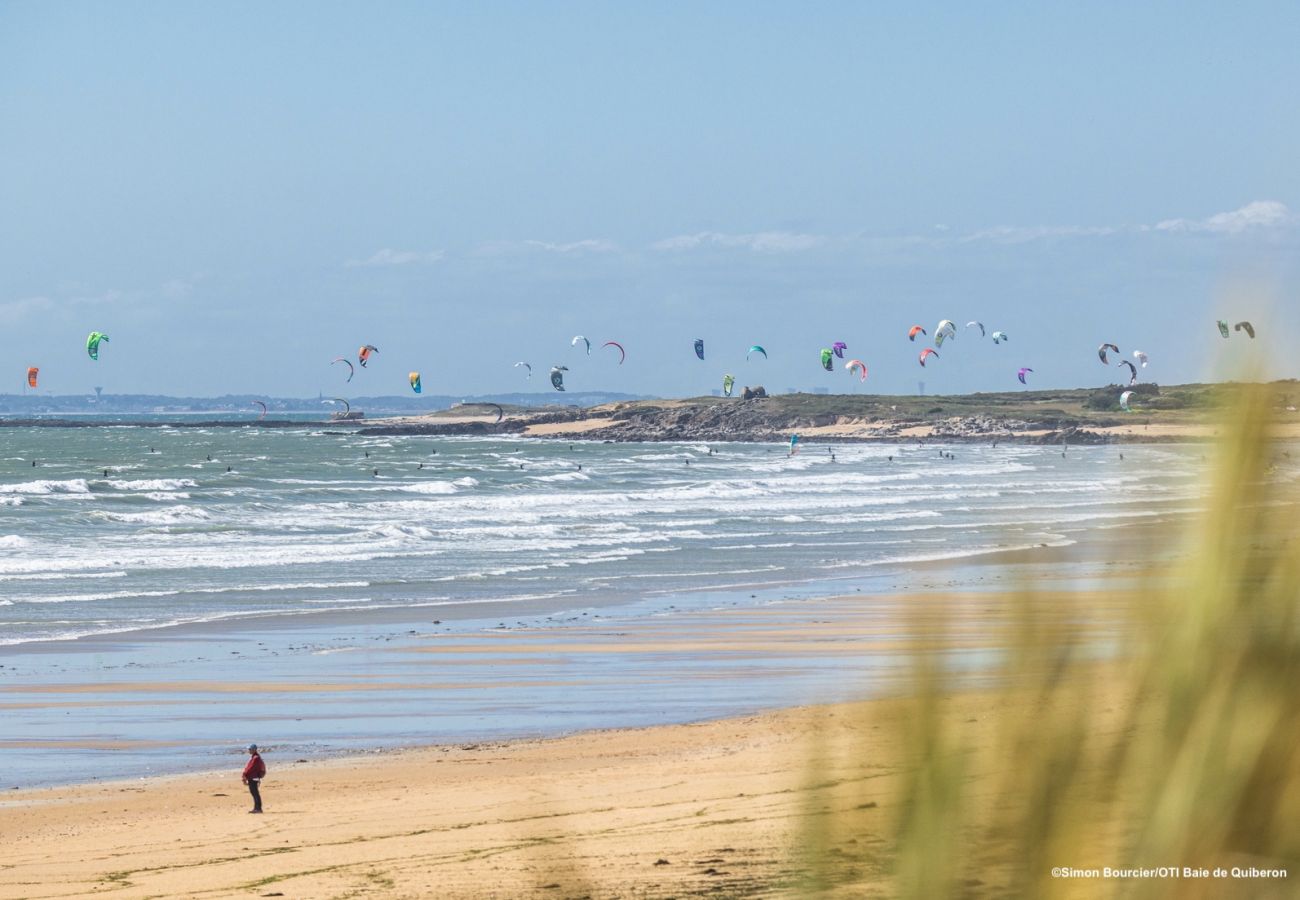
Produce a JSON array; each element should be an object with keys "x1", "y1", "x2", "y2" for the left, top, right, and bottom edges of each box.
[
  {"x1": 91, "y1": 507, "x2": 213, "y2": 526},
  {"x1": 397, "y1": 480, "x2": 460, "y2": 495},
  {"x1": 13, "y1": 580, "x2": 373, "y2": 604},
  {"x1": 531, "y1": 471, "x2": 590, "y2": 482},
  {"x1": 0, "y1": 570, "x2": 128, "y2": 582},
  {"x1": 0, "y1": 479, "x2": 91, "y2": 495},
  {"x1": 104, "y1": 478, "x2": 198, "y2": 491}
]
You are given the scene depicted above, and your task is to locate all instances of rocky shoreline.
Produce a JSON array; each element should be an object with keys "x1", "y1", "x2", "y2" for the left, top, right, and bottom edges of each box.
[{"x1": 357, "y1": 401, "x2": 1178, "y2": 445}]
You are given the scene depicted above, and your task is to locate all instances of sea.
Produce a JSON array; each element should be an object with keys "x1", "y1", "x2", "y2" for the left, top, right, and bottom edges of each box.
[
  {"x1": 0, "y1": 425, "x2": 1208, "y2": 646},
  {"x1": 0, "y1": 425, "x2": 1226, "y2": 786}
]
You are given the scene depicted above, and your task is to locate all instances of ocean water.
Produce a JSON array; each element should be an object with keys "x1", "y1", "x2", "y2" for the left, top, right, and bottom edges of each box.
[{"x1": 0, "y1": 427, "x2": 1210, "y2": 647}]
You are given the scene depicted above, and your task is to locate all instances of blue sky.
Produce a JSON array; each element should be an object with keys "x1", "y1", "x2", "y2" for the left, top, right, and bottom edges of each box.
[{"x1": 1, "y1": 1, "x2": 1296, "y2": 397}]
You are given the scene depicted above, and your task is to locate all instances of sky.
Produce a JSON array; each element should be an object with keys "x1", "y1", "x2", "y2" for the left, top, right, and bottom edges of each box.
[{"x1": 1, "y1": 1, "x2": 1297, "y2": 398}]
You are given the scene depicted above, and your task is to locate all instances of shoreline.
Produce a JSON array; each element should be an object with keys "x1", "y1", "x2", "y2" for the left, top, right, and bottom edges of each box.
[
  {"x1": 0, "y1": 514, "x2": 1181, "y2": 791},
  {"x1": 0, "y1": 491, "x2": 1193, "y2": 656},
  {"x1": 0, "y1": 518, "x2": 1145, "y2": 654}
]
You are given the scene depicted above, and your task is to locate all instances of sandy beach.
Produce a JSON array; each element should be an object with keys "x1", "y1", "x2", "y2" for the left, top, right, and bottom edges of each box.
[
  {"x1": 0, "y1": 664, "x2": 1132, "y2": 900},
  {"x1": 0, "y1": 566, "x2": 1148, "y2": 899}
]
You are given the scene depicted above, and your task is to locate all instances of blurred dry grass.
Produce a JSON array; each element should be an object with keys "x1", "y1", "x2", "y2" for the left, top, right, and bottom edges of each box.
[{"x1": 800, "y1": 383, "x2": 1300, "y2": 899}]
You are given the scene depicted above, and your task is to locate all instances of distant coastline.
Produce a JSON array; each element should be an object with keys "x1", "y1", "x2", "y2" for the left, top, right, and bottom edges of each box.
[
  {"x1": 360, "y1": 381, "x2": 1299, "y2": 445},
  {"x1": 4, "y1": 382, "x2": 1297, "y2": 444}
]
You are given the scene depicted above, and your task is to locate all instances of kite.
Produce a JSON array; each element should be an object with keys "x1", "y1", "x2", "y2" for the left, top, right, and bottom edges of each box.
[
  {"x1": 1235, "y1": 321, "x2": 1256, "y2": 339},
  {"x1": 86, "y1": 332, "x2": 110, "y2": 360},
  {"x1": 919, "y1": 348, "x2": 939, "y2": 367},
  {"x1": 571, "y1": 335, "x2": 590, "y2": 355},
  {"x1": 694, "y1": 339, "x2": 705, "y2": 360},
  {"x1": 1119, "y1": 390, "x2": 1134, "y2": 412},
  {"x1": 602, "y1": 341, "x2": 626, "y2": 364},
  {"x1": 1217, "y1": 320, "x2": 1230, "y2": 338},
  {"x1": 746, "y1": 345, "x2": 767, "y2": 360},
  {"x1": 908, "y1": 325, "x2": 927, "y2": 341},
  {"x1": 26, "y1": 367, "x2": 37, "y2": 389},
  {"x1": 967, "y1": 321, "x2": 985, "y2": 337},
  {"x1": 991, "y1": 331, "x2": 1008, "y2": 344},
  {"x1": 1098, "y1": 343, "x2": 1120, "y2": 364},
  {"x1": 551, "y1": 365, "x2": 568, "y2": 391},
  {"x1": 1133, "y1": 350, "x2": 1149, "y2": 367},
  {"x1": 332, "y1": 357, "x2": 355, "y2": 382},
  {"x1": 934, "y1": 320, "x2": 957, "y2": 349},
  {"x1": 1118, "y1": 359, "x2": 1138, "y2": 386},
  {"x1": 831, "y1": 341, "x2": 847, "y2": 358},
  {"x1": 820, "y1": 349, "x2": 834, "y2": 372},
  {"x1": 845, "y1": 359, "x2": 867, "y2": 382},
  {"x1": 1017, "y1": 367, "x2": 1033, "y2": 385},
  {"x1": 358, "y1": 345, "x2": 378, "y2": 367},
  {"x1": 722, "y1": 374, "x2": 735, "y2": 397},
  {"x1": 409, "y1": 371, "x2": 422, "y2": 393},
  {"x1": 326, "y1": 397, "x2": 351, "y2": 416},
  {"x1": 514, "y1": 361, "x2": 532, "y2": 378},
  {"x1": 252, "y1": 400, "x2": 267, "y2": 420}
]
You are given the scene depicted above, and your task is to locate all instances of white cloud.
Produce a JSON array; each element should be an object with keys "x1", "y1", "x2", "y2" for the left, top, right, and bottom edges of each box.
[
  {"x1": 0, "y1": 295, "x2": 55, "y2": 324},
  {"x1": 958, "y1": 224, "x2": 1122, "y2": 245},
  {"x1": 1154, "y1": 200, "x2": 1291, "y2": 234},
  {"x1": 651, "y1": 231, "x2": 825, "y2": 253},
  {"x1": 955, "y1": 201, "x2": 1291, "y2": 245},
  {"x1": 345, "y1": 248, "x2": 445, "y2": 267},
  {"x1": 522, "y1": 239, "x2": 620, "y2": 254},
  {"x1": 68, "y1": 289, "x2": 125, "y2": 306}
]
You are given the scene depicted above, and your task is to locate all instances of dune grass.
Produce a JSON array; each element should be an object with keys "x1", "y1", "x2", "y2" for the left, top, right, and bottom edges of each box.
[{"x1": 800, "y1": 383, "x2": 1299, "y2": 898}]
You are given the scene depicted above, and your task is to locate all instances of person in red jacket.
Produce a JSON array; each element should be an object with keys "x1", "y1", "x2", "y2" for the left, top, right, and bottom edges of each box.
[{"x1": 242, "y1": 744, "x2": 266, "y2": 813}]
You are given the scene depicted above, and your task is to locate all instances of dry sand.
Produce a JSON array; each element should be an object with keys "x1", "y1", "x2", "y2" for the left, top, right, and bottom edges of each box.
[{"x1": 523, "y1": 418, "x2": 617, "y2": 436}]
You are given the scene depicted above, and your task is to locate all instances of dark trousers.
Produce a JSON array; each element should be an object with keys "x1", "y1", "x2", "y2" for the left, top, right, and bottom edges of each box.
[{"x1": 247, "y1": 778, "x2": 262, "y2": 812}]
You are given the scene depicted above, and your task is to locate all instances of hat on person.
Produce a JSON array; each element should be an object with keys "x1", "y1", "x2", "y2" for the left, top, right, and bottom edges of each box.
[{"x1": 247, "y1": 744, "x2": 258, "y2": 752}]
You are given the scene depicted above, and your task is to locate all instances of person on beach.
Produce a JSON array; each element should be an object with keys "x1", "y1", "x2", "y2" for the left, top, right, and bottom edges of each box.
[{"x1": 242, "y1": 744, "x2": 266, "y2": 813}]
